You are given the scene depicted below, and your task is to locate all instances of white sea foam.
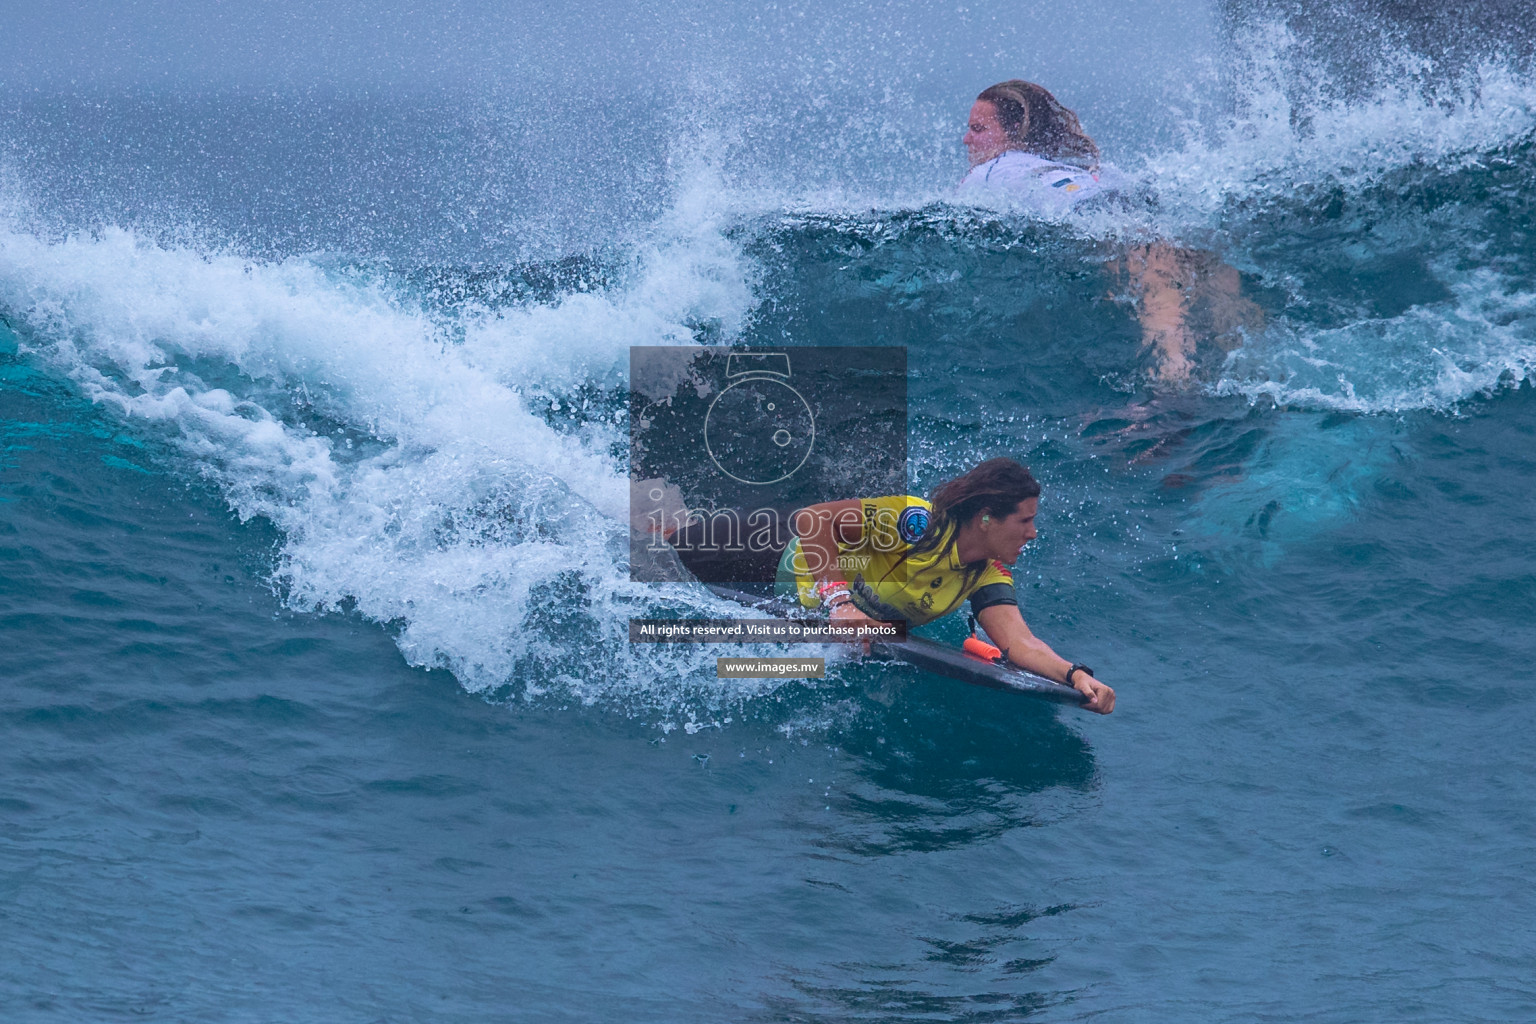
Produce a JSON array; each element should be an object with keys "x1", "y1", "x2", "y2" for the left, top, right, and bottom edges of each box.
[
  {"x1": 1109, "y1": 31, "x2": 1536, "y2": 413},
  {"x1": 0, "y1": 167, "x2": 800, "y2": 705},
  {"x1": 1207, "y1": 269, "x2": 1536, "y2": 414},
  {"x1": 1141, "y1": 27, "x2": 1536, "y2": 219}
]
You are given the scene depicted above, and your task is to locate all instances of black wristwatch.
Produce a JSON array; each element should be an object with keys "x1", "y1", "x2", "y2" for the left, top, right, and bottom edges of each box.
[{"x1": 1065, "y1": 663, "x2": 1094, "y2": 687}]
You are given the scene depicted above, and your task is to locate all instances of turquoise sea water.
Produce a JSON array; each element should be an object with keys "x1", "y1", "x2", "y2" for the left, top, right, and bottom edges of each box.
[{"x1": 3, "y1": 17, "x2": 1536, "y2": 1021}]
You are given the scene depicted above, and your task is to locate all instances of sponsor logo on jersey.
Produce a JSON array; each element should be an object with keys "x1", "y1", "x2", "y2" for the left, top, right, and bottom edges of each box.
[
  {"x1": 897, "y1": 505, "x2": 929, "y2": 544},
  {"x1": 990, "y1": 560, "x2": 1014, "y2": 580},
  {"x1": 851, "y1": 577, "x2": 904, "y2": 622}
]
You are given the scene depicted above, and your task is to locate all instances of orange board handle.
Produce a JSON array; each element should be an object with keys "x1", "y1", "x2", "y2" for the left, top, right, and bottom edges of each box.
[{"x1": 963, "y1": 636, "x2": 1004, "y2": 663}]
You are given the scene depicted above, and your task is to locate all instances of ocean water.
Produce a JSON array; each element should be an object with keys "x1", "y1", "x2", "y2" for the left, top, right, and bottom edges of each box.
[{"x1": 3, "y1": 8, "x2": 1536, "y2": 1022}]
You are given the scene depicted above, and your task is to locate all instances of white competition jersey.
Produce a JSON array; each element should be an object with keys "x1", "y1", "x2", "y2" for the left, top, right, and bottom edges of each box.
[{"x1": 958, "y1": 150, "x2": 1114, "y2": 214}]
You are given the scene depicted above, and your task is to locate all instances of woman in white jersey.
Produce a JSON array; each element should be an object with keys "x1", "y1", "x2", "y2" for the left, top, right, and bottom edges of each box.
[
  {"x1": 959, "y1": 80, "x2": 1261, "y2": 380},
  {"x1": 959, "y1": 80, "x2": 1112, "y2": 214}
]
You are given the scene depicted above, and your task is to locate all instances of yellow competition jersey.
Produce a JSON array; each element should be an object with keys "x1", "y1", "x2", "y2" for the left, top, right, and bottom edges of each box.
[{"x1": 782, "y1": 496, "x2": 1017, "y2": 626}]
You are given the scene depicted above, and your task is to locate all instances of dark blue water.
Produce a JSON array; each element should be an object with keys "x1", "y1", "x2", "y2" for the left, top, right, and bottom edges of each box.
[{"x1": 4, "y1": 20, "x2": 1536, "y2": 1022}]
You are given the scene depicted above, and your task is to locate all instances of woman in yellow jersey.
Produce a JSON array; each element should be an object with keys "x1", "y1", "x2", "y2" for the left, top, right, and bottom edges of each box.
[{"x1": 780, "y1": 458, "x2": 1115, "y2": 714}]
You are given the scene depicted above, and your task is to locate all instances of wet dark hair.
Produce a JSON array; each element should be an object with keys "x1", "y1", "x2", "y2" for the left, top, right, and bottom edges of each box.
[
  {"x1": 905, "y1": 458, "x2": 1041, "y2": 584},
  {"x1": 977, "y1": 80, "x2": 1100, "y2": 170}
]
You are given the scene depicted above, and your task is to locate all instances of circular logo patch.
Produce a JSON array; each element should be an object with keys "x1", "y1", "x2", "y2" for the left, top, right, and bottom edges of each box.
[{"x1": 897, "y1": 505, "x2": 929, "y2": 545}]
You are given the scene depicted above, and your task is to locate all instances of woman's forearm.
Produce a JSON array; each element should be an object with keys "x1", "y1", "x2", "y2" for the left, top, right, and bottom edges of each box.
[{"x1": 1000, "y1": 635, "x2": 1073, "y2": 682}]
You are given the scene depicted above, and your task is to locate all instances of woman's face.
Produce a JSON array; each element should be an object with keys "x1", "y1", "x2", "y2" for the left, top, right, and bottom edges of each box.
[
  {"x1": 981, "y1": 497, "x2": 1039, "y2": 565},
  {"x1": 963, "y1": 99, "x2": 1010, "y2": 166}
]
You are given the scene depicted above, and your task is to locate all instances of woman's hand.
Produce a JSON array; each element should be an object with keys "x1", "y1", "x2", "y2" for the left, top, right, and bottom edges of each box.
[
  {"x1": 975, "y1": 605, "x2": 1117, "y2": 715},
  {"x1": 1071, "y1": 672, "x2": 1115, "y2": 714}
]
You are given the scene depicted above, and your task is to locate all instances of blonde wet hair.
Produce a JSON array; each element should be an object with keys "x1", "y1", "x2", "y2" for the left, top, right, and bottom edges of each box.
[{"x1": 976, "y1": 80, "x2": 1100, "y2": 170}]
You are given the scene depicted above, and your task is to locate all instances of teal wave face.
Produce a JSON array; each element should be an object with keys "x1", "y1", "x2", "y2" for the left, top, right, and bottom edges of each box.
[{"x1": 2, "y1": 60, "x2": 1535, "y2": 708}]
